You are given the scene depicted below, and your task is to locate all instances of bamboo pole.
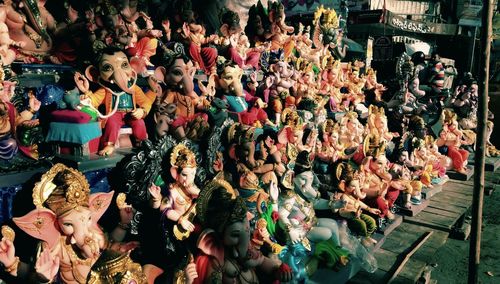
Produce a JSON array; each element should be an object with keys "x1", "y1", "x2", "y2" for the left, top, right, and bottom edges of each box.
[{"x1": 468, "y1": 1, "x2": 493, "y2": 283}]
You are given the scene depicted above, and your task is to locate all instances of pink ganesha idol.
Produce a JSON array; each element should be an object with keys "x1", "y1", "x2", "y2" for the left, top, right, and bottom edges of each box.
[{"x1": 0, "y1": 163, "x2": 142, "y2": 284}]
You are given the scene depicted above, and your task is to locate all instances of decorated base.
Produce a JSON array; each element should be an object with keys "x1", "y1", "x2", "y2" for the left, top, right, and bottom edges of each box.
[
  {"x1": 54, "y1": 152, "x2": 126, "y2": 173},
  {"x1": 422, "y1": 185, "x2": 443, "y2": 200},
  {"x1": 395, "y1": 199, "x2": 430, "y2": 217},
  {"x1": 447, "y1": 166, "x2": 474, "y2": 181}
]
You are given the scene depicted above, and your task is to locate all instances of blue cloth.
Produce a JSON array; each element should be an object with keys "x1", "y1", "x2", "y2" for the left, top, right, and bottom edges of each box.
[
  {"x1": 0, "y1": 185, "x2": 23, "y2": 223},
  {"x1": 85, "y1": 168, "x2": 112, "y2": 193},
  {"x1": 112, "y1": 93, "x2": 134, "y2": 110},
  {"x1": 225, "y1": 96, "x2": 248, "y2": 113},
  {"x1": 46, "y1": 122, "x2": 101, "y2": 144}
]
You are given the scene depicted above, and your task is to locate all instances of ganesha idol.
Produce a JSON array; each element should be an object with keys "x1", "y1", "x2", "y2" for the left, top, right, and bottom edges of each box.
[
  {"x1": 3, "y1": 0, "x2": 56, "y2": 63},
  {"x1": 194, "y1": 176, "x2": 292, "y2": 284},
  {"x1": 0, "y1": 163, "x2": 144, "y2": 284},
  {"x1": 75, "y1": 46, "x2": 158, "y2": 156}
]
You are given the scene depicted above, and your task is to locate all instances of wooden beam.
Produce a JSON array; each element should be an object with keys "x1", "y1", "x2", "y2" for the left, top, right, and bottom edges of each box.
[
  {"x1": 387, "y1": 231, "x2": 434, "y2": 283},
  {"x1": 469, "y1": 1, "x2": 493, "y2": 283}
]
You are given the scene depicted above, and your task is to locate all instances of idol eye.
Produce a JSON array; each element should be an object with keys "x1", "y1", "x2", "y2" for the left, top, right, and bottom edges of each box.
[
  {"x1": 121, "y1": 62, "x2": 129, "y2": 69},
  {"x1": 102, "y1": 64, "x2": 112, "y2": 72},
  {"x1": 63, "y1": 223, "x2": 72, "y2": 227}
]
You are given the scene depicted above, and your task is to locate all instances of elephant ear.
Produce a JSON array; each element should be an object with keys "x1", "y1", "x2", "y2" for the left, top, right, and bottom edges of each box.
[
  {"x1": 220, "y1": 23, "x2": 229, "y2": 37},
  {"x1": 236, "y1": 67, "x2": 243, "y2": 81},
  {"x1": 89, "y1": 191, "x2": 114, "y2": 229},
  {"x1": 277, "y1": 126, "x2": 290, "y2": 144},
  {"x1": 154, "y1": 66, "x2": 166, "y2": 83},
  {"x1": 13, "y1": 208, "x2": 60, "y2": 250},
  {"x1": 85, "y1": 65, "x2": 100, "y2": 83},
  {"x1": 197, "y1": 229, "x2": 224, "y2": 265}
]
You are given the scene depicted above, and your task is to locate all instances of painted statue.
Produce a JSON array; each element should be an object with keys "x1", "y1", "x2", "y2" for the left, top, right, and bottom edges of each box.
[
  {"x1": 75, "y1": 47, "x2": 157, "y2": 156},
  {"x1": 0, "y1": 163, "x2": 140, "y2": 284},
  {"x1": 194, "y1": 175, "x2": 292, "y2": 284}
]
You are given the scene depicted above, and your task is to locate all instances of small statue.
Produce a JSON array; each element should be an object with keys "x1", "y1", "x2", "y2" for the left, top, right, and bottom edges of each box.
[
  {"x1": 359, "y1": 141, "x2": 395, "y2": 221},
  {"x1": 0, "y1": 164, "x2": 138, "y2": 284},
  {"x1": 3, "y1": 0, "x2": 56, "y2": 62},
  {"x1": 214, "y1": 60, "x2": 246, "y2": 112},
  {"x1": 388, "y1": 163, "x2": 423, "y2": 209},
  {"x1": 0, "y1": 4, "x2": 25, "y2": 66},
  {"x1": 436, "y1": 109, "x2": 469, "y2": 174},
  {"x1": 334, "y1": 163, "x2": 379, "y2": 247},
  {"x1": 0, "y1": 70, "x2": 40, "y2": 160},
  {"x1": 174, "y1": 2, "x2": 218, "y2": 74},
  {"x1": 194, "y1": 176, "x2": 292, "y2": 284},
  {"x1": 267, "y1": 0, "x2": 294, "y2": 50},
  {"x1": 75, "y1": 47, "x2": 157, "y2": 156},
  {"x1": 312, "y1": 6, "x2": 347, "y2": 60},
  {"x1": 146, "y1": 144, "x2": 200, "y2": 283},
  {"x1": 154, "y1": 43, "x2": 209, "y2": 140},
  {"x1": 366, "y1": 105, "x2": 398, "y2": 144},
  {"x1": 365, "y1": 68, "x2": 387, "y2": 101},
  {"x1": 339, "y1": 111, "x2": 364, "y2": 152},
  {"x1": 251, "y1": 218, "x2": 283, "y2": 254}
]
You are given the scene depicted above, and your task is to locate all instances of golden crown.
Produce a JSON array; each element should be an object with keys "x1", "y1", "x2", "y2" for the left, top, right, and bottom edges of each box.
[
  {"x1": 0, "y1": 67, "x2": 4, "y2": 84},
  {"x1": 281, "y1": 109, "x2": 302, "y2": 129},
  {"x1": 313, "y1": 5, "x2": 339, "y2": 29},
  {"x1": 322, "y1": 55, "x2": 339, "y2": 70},
  {"x1": 366, "y1": 68, "x2": 377, "y2": 77},
  {"x1": 170, "y1": 144, "x2": 197, "y2": 168},
  {"x1": 368, "y1": 105, "x2": 385, "y2": 117},
  {"x1": 363, "y1": 134, "x2": 387, "y2": 158},
  {"x1": 322, "y1": 119, "x2": 336, "y2": 134},
  {"x1": 196, "y1": 174, "x2": 246, "y2": 233},
  {"x1": 239, "y1": 170, "x2": 260, "y2": 190},
  {"x1": 442, "y1": 109, "x2": 457, "y2": 125},
  {"x1": 33, "y1": 164, "x2": 90, "y2": 216}
]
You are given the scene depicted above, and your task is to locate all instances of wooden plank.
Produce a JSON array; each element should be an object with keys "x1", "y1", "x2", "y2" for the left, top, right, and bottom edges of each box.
[
  {"x1": 443, "y1": 182, "x2": 475, "y2": 194},
  {"x1": 395, "y1": 223, "x2": 430, "y2": 235},
  {"x1": 373, "y1": 249, "x2": 400, "y2": 272},
  {"x1": 404, "y1": 211, "x2": 463, "y2": 231},
  {"x1": 428, "y1": 192, "x2": 471, "y2": 204},
  {"x1": 382, "y1": 231, "x2": 423, "y2": 254},
  {"x1": 468, "y1": 155, "x2": 500, "y2": 171},
  {"x1": 406, "y1": 211, "x2": 458, "y2": 227},
  {"x1": 438, "y1": 191, "x2": 473, "y2": 201},
  {"x1": 397, "y1": 258, "x2": 428, "y2": 283},
  {"x1": 428, "y1": 194, "x2": 472, "y2": 207},
  {"x1": 348, "y1": 268, "x2": 388, "y2": 284},
  {"x1": 441, "y1": 189, "x2": 474, "y2": 199},
  {"x1": 422, "y1": 206, "x2": 461, "y2": 218},
  {"x1": 422, "y1": 185, "x2": 443, "y2": 199},
  {"x1": 442, "y1": 182, "x2": 473, "y2": 191},
  {"x1": 390, "y1": 276, "x2": 417, "y2": 284},
  {"x1": 370, "y1": 233, "x2": 387, "y2": 252},
  {"x1": 387, "y1": 231, "x2": 433, "y2": 283},
  {"x1": 395, "y1": 199, "x2": 429, "y2": 217},
  {"x1": 445, "y1": 180, "x2": 475, "y2": 190},
  {"x1": 427, "y1": 203, "x2": 465, "y2": 214}
]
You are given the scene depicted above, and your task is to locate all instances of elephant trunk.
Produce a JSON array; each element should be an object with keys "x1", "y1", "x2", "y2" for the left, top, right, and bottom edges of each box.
[
  {"x1": 112, "y1": 69, "x2": 136, "y2": 94},
  {"x1": 232, "y1": 81, "x2": 244, "y2": 97}
]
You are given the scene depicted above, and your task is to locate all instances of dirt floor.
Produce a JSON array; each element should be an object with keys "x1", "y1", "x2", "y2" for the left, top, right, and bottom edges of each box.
[{"x1": 430, "y1": 188, "x2": 500, "y2": 284}]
